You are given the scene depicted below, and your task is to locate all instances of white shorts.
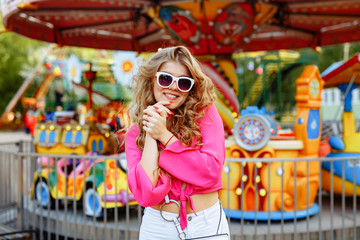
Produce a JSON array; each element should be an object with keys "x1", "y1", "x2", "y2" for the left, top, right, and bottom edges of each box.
[{"x1": 139, "y1": 200, "x2": 230, "y2": 240}]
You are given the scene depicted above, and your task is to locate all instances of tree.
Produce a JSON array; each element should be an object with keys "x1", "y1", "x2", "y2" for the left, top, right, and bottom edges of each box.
[
  {"x1": 0, "y1": 20, "x2": 49, "y2": 114},
  {"x1": 317, "y1": 44, "x2": 344, "y2": 72}
]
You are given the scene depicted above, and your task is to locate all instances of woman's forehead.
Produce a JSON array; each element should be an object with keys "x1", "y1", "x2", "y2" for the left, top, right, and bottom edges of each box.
[{"x1": 158, "y1": 61, "x2": 191, "y2": 77}]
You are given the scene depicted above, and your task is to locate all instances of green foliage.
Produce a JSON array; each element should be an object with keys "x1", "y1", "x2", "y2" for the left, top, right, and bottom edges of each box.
[
  {"x1": 65, "y1": 46, "x2": 107, "y2": 61},
  {"x1": 315, "y1": 42, "x2": 360, "y2": 73},
  {"x1": 233, "y1": 50, "x2": 318, "y2": 115},
  {"x1": 0, "y1": 27, "x2": 48, "y2": 114},
  {"x1": 233, "y1": 42, "x2": 360, "y2": 118},
  {"x1": 349, "y1": 42, "x2": 360, "y2": 58},
  {"x1": 317, "y1": 44, "x2": 344, "y2": 72}
]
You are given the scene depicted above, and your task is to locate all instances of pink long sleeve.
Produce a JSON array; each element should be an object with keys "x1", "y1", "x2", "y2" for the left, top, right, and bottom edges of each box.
[
  {"x1": 125, "y1": 104, "x2": 225, "y2": 210},
  {"x1": 125, "y1": 125, "x2": 171, "y2": 207},
  {"x1": 159, "y1": 104, "x2": 225, "y2": 189}
]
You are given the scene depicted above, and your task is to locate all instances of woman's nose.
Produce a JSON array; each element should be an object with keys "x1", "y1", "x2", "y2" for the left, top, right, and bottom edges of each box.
[{"x1": 169, "y1": 80, "x2": 178, "y2": 90}]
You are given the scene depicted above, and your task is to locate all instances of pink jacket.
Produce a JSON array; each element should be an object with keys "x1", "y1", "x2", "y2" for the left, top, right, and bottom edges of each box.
[{"x1": 125, "y1": 104, "x2": 225, "y2": 229}]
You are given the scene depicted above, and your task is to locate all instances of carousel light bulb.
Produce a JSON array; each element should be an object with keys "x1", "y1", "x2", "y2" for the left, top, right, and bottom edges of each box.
[
  {"x1": 40, "y1": 125, "x2": 46, "y2": 130},
  {"x1": 49, "y1": 125, "x2": 55, "y2": 130},
  {"x1": 236, "y1": 188, "x2": 242, "y2": 196},
  {"x1": 256, "y1": 162, "x2": 263, "y2": 168},
  {"x1": 76, "y1": 126, "x2": 81, "y2": 131},
  {"x1": 231, "y1": 150, "x2": 240, "y2": 158},
  {"x1": 259, "y1": 189, "x2": 266, "y2": 197},
  {"x1": 255, "y1": 176, "x2": 261, "y2": 183},
  {"x1": 7, "y1": 112, "x2": 15, "y2": 122},
  {"x1": 242, "y1": 175, "x2": 248, "y2": 182},
  {"x1": 66, "y1": 126, "x2": 71, "y2": 131}
]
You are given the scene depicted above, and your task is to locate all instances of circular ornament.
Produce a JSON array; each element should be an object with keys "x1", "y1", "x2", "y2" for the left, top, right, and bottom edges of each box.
[{"x1": 233, "y1": 114, "x2": 271, "y2": 151}]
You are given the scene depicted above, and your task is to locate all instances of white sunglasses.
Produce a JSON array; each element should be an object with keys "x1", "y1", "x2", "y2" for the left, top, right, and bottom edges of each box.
[{"x1": 155, "y1": 72, "x2": 194, "y2": 92}]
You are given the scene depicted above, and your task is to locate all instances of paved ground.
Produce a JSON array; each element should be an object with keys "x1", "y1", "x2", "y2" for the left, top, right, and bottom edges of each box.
[{"x1": 0, "y1": 130, "x2": 32, "y2": 143}]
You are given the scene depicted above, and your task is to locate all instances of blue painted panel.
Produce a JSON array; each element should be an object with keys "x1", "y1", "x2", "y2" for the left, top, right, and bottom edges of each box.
[
  {"x1": 39, "y1": 130, "x2": 46, "y2": 143},
  {"x1": 307, "y1": 110, "x2": 320, "y2": 139},
  {"x1": 99, "y1": 139, "x2": 103, "y2": 151},
  {"x1": 92, "y1": 140, "x2": 97, "y2": 151},
  {"x1": 74, "y1": 132, "x2": 82, "y2": 144},
  {"x1": 49, "y1": 130, "x2": 56, "y2": 143},
  {"x1": 65, "y1": 131, "x2": 72, "y2": 143}
]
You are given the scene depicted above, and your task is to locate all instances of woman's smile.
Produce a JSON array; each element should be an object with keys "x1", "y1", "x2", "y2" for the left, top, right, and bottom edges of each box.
[{"x1": 163, "y1": 92, "x2": 179, "y2": 100}]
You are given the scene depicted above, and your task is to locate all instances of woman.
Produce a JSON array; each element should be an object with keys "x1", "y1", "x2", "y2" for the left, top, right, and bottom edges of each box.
[{"x1": 125, "y1": 46, "x2": 230, "y2": 239}]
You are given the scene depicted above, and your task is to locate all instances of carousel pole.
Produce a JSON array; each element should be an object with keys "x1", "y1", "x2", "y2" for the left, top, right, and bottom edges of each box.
[{"x1": 83, "y1": 63, "x2": 97, "y2": 111}]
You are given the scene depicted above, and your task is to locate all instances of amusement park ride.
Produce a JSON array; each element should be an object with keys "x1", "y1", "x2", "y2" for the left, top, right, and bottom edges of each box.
[
  {"x1": 320, "y1": 54, "x2": 360, "y2": 196},
  {"x1": 222, "y1": 65, "x2": 323, "y2": 220},
  {"x1": 2, "y1": 0, "x2": 360, "y2": 220},
  {"x1": 29, "y1": 58, "x2": 137, "y2": 217}
]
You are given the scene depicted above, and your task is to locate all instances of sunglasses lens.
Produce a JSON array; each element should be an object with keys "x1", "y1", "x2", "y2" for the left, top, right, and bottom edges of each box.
[
  {"x1": 178, "y1": 78, "x2": 192, "y2": 91},
  {"x1": 158, "y1": 74, "x2": 173, "y2": 87}
]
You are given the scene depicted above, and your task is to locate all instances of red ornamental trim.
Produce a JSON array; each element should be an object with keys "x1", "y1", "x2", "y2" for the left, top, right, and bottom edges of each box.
[{"x1": 212, "y1": 3, "x2": 254, "y2": 46}]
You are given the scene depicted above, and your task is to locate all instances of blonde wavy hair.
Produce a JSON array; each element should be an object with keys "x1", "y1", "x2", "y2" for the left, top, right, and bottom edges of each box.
[{"x1": 130, "y1": 46, "x2": 216, "y2": 151}]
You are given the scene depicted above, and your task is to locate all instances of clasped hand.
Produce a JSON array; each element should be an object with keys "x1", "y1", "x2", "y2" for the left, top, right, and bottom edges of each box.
[{"x1": 142, "y1": 101, "x2": 173, "y2": 142}]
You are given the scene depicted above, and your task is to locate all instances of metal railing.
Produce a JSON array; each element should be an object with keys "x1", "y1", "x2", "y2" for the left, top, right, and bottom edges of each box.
[{"x1": 0, "y1": 141, "x2": 359, "y2": 240}]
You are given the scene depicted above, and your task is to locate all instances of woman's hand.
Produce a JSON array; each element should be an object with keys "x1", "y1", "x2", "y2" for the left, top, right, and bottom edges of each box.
[
  {"x1": 142, "y1": 101, "x2": 174, "y2": 144},
  {"x1": 153, "y1": 101, "x2": 174, "y2": 117}
]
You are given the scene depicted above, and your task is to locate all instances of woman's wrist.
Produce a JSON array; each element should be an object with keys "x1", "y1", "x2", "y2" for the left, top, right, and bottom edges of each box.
[
  {"x1": 164, "y1": 135, "x2": 175, "y2": 147},
  {"x1": 145, "y1": 132, "x2": 157, "y2": 143},
  {"x1": 160, "y1": 131, "x2": 175, "y2": 147}
]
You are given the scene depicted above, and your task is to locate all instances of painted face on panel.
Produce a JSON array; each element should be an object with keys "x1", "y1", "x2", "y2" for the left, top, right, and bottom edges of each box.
[{"x1": 153, "y1": 61, "x2": 192, "y2": 110}]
